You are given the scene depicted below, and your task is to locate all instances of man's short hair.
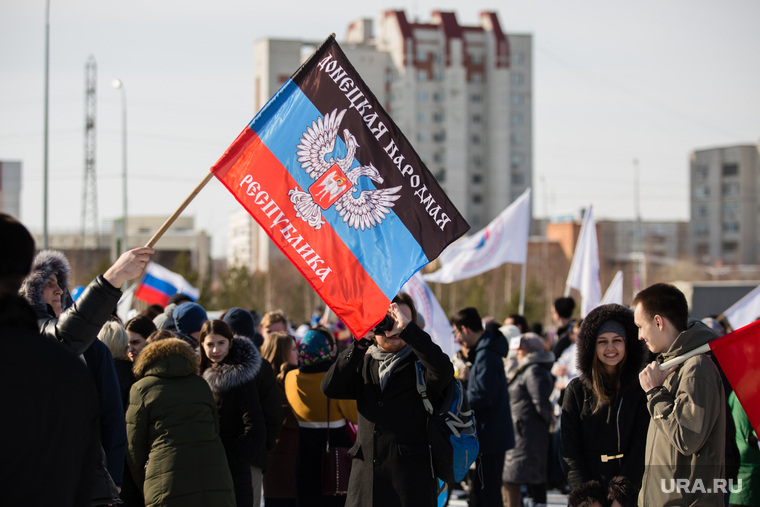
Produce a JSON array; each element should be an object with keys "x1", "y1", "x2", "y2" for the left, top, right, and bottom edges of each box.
[
  {"x1": 261, "y1": 310, "x2": 288, "y2": 330},
  {"x1": 0, "y1": 213, "x2": 35, "y2": 295},
  {"x1": 632, "y1": 283, "x2": 689, "y2": 332},
  {"x1": 567, "y1": 480, "x2": 605, "y2": 507},
  {"x1": 450, "y1": 307, "x2": 483, "y2": 332},
  {"x1": 392, "y1": 291, "x2": 418, "y2": 324},
  {"x1": 607, "y1": 475, "x2": 637, "y2": 507},
  {"x1": 554, "y1": 297, "x2": 576, "y2": 319}
]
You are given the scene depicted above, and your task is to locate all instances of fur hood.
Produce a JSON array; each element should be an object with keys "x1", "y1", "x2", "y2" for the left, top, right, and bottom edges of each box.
[
  {"x1": 202, "y1": 336, "x2": 262, "y2": 395},
  {"x1": 576, "y1": 303, "x2": 645, "y2": 393},
  {"x1": 133, "y1": 337, "x2": 199, "y2": 380},
  {"x1": 19, "y1": 250, "x2": 71, "y2": 315}
]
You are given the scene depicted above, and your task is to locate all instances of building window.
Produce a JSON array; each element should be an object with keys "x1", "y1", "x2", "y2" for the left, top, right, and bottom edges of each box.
[
  {"x1": 472, "y1": 155, "x2": 482, "y2": 167},
  {"x1": 513, "y1": 53, "x2": 525, "y2": 65},
  {"x1": 473, "y1": 194, "x2": 482, "y2": 204},
  {"x1": 694, "y1": 223, "x2": 709, "y2": 236},
  {"x1": 694, "y1": 165, "x2": 708, "y2": 180},
  {"x1": 722, "y1": 182, "x2": 740, "y2": 196},
  {"x1": 511, "y1": 73, "x2": 524, "y2": 85},
  {"x1": 433, "y1": 111, "x2": 445, "y2": 122},
  {"x1": 472, "y1": 134, "x2": 481, "y2": 145},
  {"x1": 417, "y1": 70, "x2": 428, "y2": 82},
  {"x1": 722, "y1": 163, "x2": 739, "y2": 176},
  {"x1": 723, "y1": 202, "x2": 740, "y2": 217},
  {"x1": 417, "y1": 49, "x2": 428, "y2": 62},
  {"x1": 435, "y1": 168, "x2": 446, "y2": 182},
  {"x1": 724, "y1": 222, "x2": 740, "y2": 234},
  {"x1": 512, "y1": 173, "x2": 524, "y2": 185},
  {"x1": 433, "y1": 91, "x2": 445, "y2": 102},
  {"x1": 472, "y1": 114, "x2": 482, "y2": 123},
  {"x1": 417, "y1": 132, "x2": 427, "y2": 142},
  {"x1": 472, "y1": 174, "x2": 482, "y2": 184},
  {"x1": 417, "y1": 91, "x2": 429, "y2": 101},
  {"x1": 694, "y1": 186, "x2": 710, "y2": 199},
  {"x1": 696, "y1": 204, "x2": 709, "y2": 218},
  {"x1": 434, "y1": 71, "x2": 444, "y2": 82},
  {"x1": 471, "y1": 94, "x2": 483, "y2": 103},
  {"x1": 433, "y1": 152, "x2": 444, "y2": 163},
  {"x1": 511, "y1": 133, "x2": 523, "y2": 145},
  {"x1": 471, "y1": 73, "x2": 483, "y2": 83},
  {"x1": 416, "y1": 112, "x2": 426, "y2": 123},
  {"x1": 471, "y1": 54, "x2": 484, "y2": 65},
  {"x1": 433, "y1": 131, "x2": 446, "y2": 142},
  {"x1": 511, "y1": 93, "x2": 524, "y2": 105},
  {"x1": 511, "y1": 113, "x2": 524, "y2": 126}
]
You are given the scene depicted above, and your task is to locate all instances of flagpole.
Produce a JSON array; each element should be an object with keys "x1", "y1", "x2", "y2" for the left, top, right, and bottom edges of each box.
[
  {"x1": 145, "y1": 172, "x2": 214, "y2": 248},
  {"x1": 518, "y1": 261, "x2": 527, "y2": 315},
  {"x1": 658, "y1": 343, "x2": 710, "y2": 372}
]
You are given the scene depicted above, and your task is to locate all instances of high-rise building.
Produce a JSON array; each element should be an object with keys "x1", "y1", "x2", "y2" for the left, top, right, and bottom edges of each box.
[
  {"x1": 689, "y1": 143, "x2": 760, "y2": 265},
  {"x1": 252, "y1": 9, "x2": 532, "y2": 233}
]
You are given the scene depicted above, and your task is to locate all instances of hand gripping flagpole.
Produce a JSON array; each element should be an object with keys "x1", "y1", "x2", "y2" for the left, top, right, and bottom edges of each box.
[{"x1": 144, "y1": 172, "x2": 214, "y2": 248}]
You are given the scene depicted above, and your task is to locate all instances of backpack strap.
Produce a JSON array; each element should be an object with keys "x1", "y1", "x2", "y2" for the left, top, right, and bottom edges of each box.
[{"x1": 415, "y1": 359, "x2": 434, "y2": 415}]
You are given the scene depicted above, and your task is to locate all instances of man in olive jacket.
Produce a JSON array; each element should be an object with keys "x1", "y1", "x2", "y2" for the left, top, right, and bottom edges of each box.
[
  {"x1": 321, "y1": 297, "x2": 454, "y2": 507},
  {"x1": 634, "y1": 283, "x2": 725, "y2": 506}
]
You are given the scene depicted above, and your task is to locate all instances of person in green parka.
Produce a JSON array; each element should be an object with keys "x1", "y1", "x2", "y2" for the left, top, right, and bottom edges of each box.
[
  {"x1": 728, "y1": 391, "x2": 760, "y2": 507},
  {"x1": 126, "y1": 336, "x2": 236, "y2": 507}
]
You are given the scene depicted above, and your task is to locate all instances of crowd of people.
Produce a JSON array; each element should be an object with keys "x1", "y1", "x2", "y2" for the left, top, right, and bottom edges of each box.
[{"x1": 2, "y1": 211, "x2": 759, "y2": 507}]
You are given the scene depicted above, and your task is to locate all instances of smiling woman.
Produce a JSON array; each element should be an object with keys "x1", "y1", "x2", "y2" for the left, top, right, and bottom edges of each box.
[{"x1": 560, "y1": 304, "x2": 649, "y2": 497}]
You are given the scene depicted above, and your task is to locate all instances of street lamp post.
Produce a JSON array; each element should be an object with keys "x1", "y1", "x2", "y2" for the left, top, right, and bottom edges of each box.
[{"x1": 112, "y1": 79, "x2": 127, "y2": 255}]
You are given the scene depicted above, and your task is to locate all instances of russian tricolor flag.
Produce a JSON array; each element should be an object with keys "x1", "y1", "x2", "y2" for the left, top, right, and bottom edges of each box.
[
  {"x1": 134, "y1": 262, "x2": 200, "y2": 307},
  {"x1": 210, "y1": 35, "x2": 469, "y2": 338}
]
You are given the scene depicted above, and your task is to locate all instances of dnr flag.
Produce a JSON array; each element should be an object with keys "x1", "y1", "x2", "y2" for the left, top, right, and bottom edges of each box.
[{"x1": 211, "y1": 35, "x2": 469, "y2": 338}]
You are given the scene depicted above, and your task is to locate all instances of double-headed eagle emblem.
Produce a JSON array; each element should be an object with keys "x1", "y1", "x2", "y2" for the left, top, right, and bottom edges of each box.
[{"x1": 288, "y1": 109, "x2": 402, "y2": 230}]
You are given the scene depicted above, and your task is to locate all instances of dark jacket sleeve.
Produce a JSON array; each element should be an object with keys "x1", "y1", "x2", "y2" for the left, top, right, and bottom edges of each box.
[
  {"x1": 38, "y1": 275, "x2": 122, "y2": 355},
  {"x1": 401, "y1": 321, "x2": 454, "y2": 398},
  {"x1": 321, "y1": 342, "x2": 368, "y2": 399},
  {"x1": 525, "y1": 366, "x2": 554, "y2": 426},
  {"x1": 467, "y1": 348, "x2": 504, "y2": 411},
  {"x1": 560, "y1": 379, "x2": 592, "y2": 490},
  {"x1": 619, "y1": 389, "x2": 649, "y2": 488},
  {"x1": 84, "y1": 340, "x2": 127, "y2": 486},
  {"x1": 235, "y1": 381, "x2": 267, "y2": 462},
  {"x1": 257, "y1": 361, "x2": 284, "y2": 451}
]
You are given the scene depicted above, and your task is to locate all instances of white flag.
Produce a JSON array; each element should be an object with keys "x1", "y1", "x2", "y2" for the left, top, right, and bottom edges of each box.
[
  {"x1": 424, "y1": 188, "x2": 531, "y2": 284},
  {"x1": 723, "y1": 284, "x2": 760, "y2": 330},
  {"x1": 403, "y1": 271, "x2": 456, "y2": 358},
  {"x1": 600, "y1": 270, "x2": 623, "y2": 306},
  {"x1": 565, "y1": 206, "x2": 602, "y2": 317}
]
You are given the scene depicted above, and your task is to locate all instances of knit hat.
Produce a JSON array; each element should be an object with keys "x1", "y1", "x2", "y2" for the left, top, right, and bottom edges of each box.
[
  {"x1": 172, "y1": 302, "x2": 208, "y2": 335},
  {"x1": 509, "y1": 332, "x2": 545, "y2": 353},
  {"x1": 298, "y1": 329, "x2": 332, "y2": 367},
  {"x1": 223, "y1": 307, "x2": 255, "y2": 339},
  {"x1": 597, "y1": 320, "x2": 627, "y2": 341}
]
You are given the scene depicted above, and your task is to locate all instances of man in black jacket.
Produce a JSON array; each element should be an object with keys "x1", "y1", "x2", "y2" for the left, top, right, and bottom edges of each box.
[
  {"x1": 322, "y1": 293, "x2": 454, "y2": 506},
  {"x1": 0, "y1": 213, "x2": 101, "y2": 506}
]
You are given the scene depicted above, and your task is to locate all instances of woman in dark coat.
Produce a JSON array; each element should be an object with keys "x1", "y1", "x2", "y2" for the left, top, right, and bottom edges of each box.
[
  {"x1": 560, "y1": 303, "x2": 648, "y2": 493},
  {"x1": 261, "y1": 331, "x2": 300, "y2": 507},
  {"x1": 502, "y1": 333, "x2": 555, "y2": 507},
  {"x1": 200, "y1": 320, "x2": 267, "y2": 507},
  {"x1": 127, "y1": 337, "x2": 235, "y2": 507}
]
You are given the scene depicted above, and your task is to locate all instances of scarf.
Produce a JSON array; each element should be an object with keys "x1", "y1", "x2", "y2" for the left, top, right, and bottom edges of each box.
[{"x1": 369, "y1": 344, "x2": 413, "y2": 391}]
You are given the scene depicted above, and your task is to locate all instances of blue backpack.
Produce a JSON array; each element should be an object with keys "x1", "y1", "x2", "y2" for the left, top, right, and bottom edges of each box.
[{"x1": 415, "y1": 360, "x2": 480, "y2": 484}]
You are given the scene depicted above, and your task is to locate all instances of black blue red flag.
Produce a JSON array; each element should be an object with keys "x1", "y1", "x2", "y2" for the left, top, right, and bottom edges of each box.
[{"x1": 211, "y1": 35, "x2": 469, "y2": 338}]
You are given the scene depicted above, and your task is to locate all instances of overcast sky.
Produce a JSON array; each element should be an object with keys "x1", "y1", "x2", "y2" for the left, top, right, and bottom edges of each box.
[{"x1": 1, "y1": 0, "x2": 758, "y2": 257}]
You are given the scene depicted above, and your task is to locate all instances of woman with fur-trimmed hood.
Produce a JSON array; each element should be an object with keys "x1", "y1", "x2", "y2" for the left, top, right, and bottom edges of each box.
[
  {"x1": 199, "y1": 320, "x2": 266, "y2": 507},
  {"x1": 560, "y1": 303, "x2": 649, "y2": 492},
  {"x1": 127, "y1": 337, "x2": 235, "y2": 507}
]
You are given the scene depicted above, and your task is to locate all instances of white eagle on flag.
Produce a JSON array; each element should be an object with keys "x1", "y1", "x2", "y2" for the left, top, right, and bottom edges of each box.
[{"x1": 288, "y1": 109, "x2": 402, "y2": 230}]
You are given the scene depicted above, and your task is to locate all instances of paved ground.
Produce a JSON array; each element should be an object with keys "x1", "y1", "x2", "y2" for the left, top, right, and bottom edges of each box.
[{"x1": 447, "y1": 488, "x2": 568, "y2": 506}]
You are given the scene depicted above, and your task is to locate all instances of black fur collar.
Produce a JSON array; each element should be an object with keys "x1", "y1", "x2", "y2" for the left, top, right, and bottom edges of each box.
[{"x1": 202, "y1": 336, "x2": 262, "y2": 395}]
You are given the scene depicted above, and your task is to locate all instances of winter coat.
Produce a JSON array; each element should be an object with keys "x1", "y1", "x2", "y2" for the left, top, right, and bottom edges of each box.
[
  {"x1": 0, "y1": 295, "x2": 101, "y2": 507},
  {"x1": 114, "y1": 357, "x2": 136, "y2": 413},
  {"x1": 503, "y1": 349, "x2": 555, "y2": 484},
  {"x1": 202, "y1": 338, "x2": 267, "y2": 507},
  {"x1": 728, "y1": 391, "x2": 760, "y2": 506},
  {"x1": 466, "y1": 328, "x2": 515, "y2": 454},
  {"x1": 321, "y1": 322, "x2": 454, "y2": 507},
  {"x1": 638, "y1": 321, "x2": 726, "y2": 507},
  {"x1": 263, "y1": 377, "x2": 299, "y2": 499},
  {"x1": 286, "y1": 362, "x2": 357, "y2": 507},
  {"x1": 127, "y1": 338, "x2": 236, "y2": 507},
  {"x1": 233, "y1": 335, "x2": 283, "y2": 471},
  {"x1": 19, "y1": 249, "x2": 126, "y2": 490},
  {"x1": 559, "y1": 303, "x2": 648, "y2": 491},
  {"x1": 20, "y1": 250, "x2": 122, "y2": 356}
]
